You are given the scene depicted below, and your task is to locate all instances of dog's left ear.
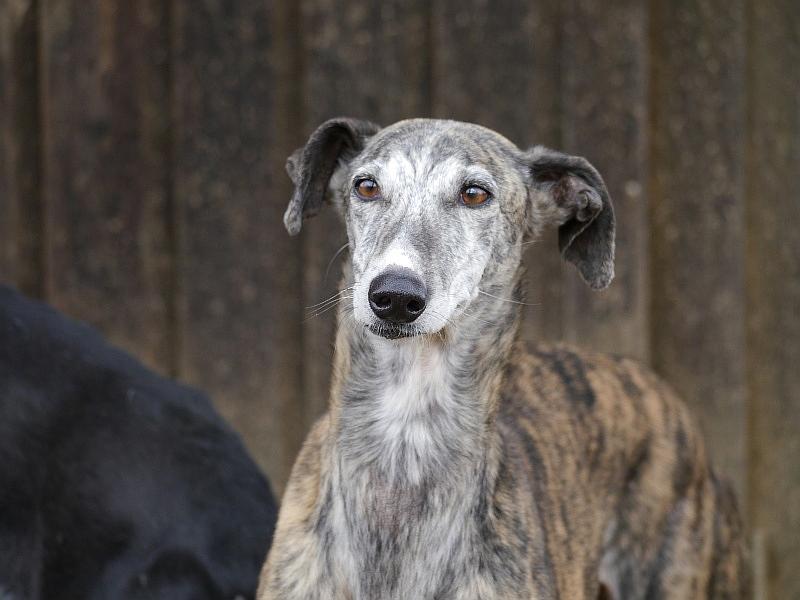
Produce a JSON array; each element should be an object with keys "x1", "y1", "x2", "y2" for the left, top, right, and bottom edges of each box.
[
  {"x1": 525, "y1": 146, "x2": 615, "y2": 289},
  {"x1": 283, "y1": 117, "x2": 381, "y2": 235}
]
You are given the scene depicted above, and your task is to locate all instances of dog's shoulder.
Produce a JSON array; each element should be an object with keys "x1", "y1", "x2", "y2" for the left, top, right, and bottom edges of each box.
[
  {"x1": 500, "y1": 341, "x2": 706, "y2": 474},
  {"x1": 278, "y1": 413, "x2": 331, "y2": 523},
  {"x1": 260, "y1": 413, "x2": 331, "y2": 594}
]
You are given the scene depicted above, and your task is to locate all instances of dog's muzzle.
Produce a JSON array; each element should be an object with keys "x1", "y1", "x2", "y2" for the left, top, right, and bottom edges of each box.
[{"x1": 368, "y1": 268, "x2": 428, "y2": 326}]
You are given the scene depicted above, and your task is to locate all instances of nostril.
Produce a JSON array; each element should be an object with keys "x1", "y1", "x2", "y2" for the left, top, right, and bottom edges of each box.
[
  {"x1": 375, "y1": 295, "x2": 392, "y2": 309},
  {"x1": 406, "y1": 299, "x2": 424, "y2": 314}
]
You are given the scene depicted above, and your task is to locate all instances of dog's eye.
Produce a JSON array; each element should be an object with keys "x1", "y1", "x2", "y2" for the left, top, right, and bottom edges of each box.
[
  {"x1": 460, "y1": 185, "x2": 490, "y2": 207},
  {"x1": 355, "y1": 178, "x2": 381, "y2": 200}
]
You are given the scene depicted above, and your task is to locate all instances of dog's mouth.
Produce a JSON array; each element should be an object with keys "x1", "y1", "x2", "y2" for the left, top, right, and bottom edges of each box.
[{"x1": 366, "y1": 322, "x2": 425, "y2": 340}]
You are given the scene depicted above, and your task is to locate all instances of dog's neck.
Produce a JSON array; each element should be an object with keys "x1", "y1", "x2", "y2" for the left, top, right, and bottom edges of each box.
[
  {"x1": 321, "y1": 263, "x2": 523, "y2": 595},
  {"x1": 327, "y1": 261, "x2": 522, "y2": 494}
]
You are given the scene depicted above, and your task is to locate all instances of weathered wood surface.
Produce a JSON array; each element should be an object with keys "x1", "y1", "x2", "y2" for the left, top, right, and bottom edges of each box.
[
  {"x1": 39, "y1": 0, "x2": 172, "y2": 370},
  {"x1": 300, "y1": 0, "x2": 430, "y2": 427},
  {"x1": 561, "y1": 0, "x2": 649, "y2": 361},
  {"x1": 650, "y1": 0, "x2": 748, "y2": 501},
  {"x1": 431, "y1": 0, "x2": 565, "y2": 346},
  {"x1": 0, "y1": 0, "x2": 41, "y2": 296},
  {"x1": 0, "y1": 1, "x2": 14, "y2": 283},
  {"x1": 746, "y1": 0, "x2": 800, "y2": 596},
  {"x1": 171, "y1": 0, "x2": 303, "y2": 491}
]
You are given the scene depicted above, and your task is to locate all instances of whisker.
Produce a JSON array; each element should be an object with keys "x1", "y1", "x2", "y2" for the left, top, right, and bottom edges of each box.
[
  {"x1": 305, "y1": 299, "x2": 343, "y2": 316},
  {"x1": 309, "y1": 299, "x2": 341, "y2": 314},
  {"x1": 303, "y1": 294, "x2": 353, "y2": 322},
  {"x1": 478, "y1": 289, "x2": 540, "y2": 307},
  {"x1": 306, "y1": 286, "x2": 354, "y2": 310},
  {"x1": 303, "y1": 304, "x2": 347, "y2": 323},
  {"x1": 434, "y1": 292, "x2": 497, "y2": 327},
  {"x1": 458, "y1": 309, "x2": 495, "y2": 327},
  {"x1": 426, "y1": 308, "x2": 456, "y2": 329},
  {"x1": 323, "y1": 242, "x2": 350, "y2": 284}
]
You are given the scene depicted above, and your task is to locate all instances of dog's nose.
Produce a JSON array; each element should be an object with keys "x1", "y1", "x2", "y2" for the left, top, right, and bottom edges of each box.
[{"x1": 368, "y1": 269, "x2": 428, "y2": 324}]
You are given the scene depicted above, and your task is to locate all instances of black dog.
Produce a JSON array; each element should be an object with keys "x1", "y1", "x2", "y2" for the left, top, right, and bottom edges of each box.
[{"x1": 0, "y1": 285, "x2": 277, "y2": 600}]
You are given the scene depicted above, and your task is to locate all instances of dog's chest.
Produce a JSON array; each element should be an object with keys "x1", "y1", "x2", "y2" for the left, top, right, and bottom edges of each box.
[
  {"x1": 325, "y1": 474, "x2": 484, "y2": 599},
  {"x1": 324, "y1": 345, "x2": 506, "y2": 598}
]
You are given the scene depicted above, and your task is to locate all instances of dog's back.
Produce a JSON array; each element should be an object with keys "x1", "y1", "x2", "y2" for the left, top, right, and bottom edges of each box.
[
  {"x1": 0, "y1": 285, "x2": 277, "y2": 600},
  {"x1": 499, "y1": 343, "x2": 749, "y2": 598}
]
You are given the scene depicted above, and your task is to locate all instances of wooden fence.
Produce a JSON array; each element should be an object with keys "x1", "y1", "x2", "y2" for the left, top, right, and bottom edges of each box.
[{"x1": 1, "y1": 0, "x2": 797, "y2": 597}]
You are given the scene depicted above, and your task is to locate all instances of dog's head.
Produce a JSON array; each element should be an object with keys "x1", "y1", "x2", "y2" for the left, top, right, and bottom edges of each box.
[{"x1": 285, "y1": 118, "x2": 614, "y2": 340}]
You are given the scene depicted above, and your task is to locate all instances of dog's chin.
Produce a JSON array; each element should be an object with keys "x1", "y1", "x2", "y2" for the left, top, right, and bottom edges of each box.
[
  {"x1": 356, "y1": 311, "x2": 452, "y2": 341},
  {"x1": 366, "y1": 322, "x2": 424, "y2": 340}
]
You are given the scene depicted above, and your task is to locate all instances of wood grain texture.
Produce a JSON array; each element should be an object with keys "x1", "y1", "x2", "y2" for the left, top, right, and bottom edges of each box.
[
  {"x1": 39, "y1": 0, "x2": 172, "y2": 369},
  {"x1": 0, "y1": 0, "x2": 13, "y2": 284},
  {"x1": 650, "y1": 0, "x2": 747, "y2": 500},
  {"x1": 171, "y1": 0, "x2": 303, "y2": 491},
  {"x1": 0, "y1": 0, "x2": 42, "y2": 295},
  {"x1": 561, "y1": 0, "x2": 649, "y2": 361},
  {"x1": 431, "y1": 0, "x2": 565, "y2": 347},
  {"x1": 746, "y1": 0, "x2": 800, "y2": 596},
  {"x1": 300, "y1": 0, "x2": 430, "y2": 427}
]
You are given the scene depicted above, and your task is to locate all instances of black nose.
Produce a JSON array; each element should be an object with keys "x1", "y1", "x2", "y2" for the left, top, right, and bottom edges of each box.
[{"x1": 368, "y1": 269, "x2": 428, "y2": 324}]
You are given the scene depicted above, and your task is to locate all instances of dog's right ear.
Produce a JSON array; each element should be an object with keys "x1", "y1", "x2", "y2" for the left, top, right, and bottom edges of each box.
[{"x1": 283, "y1": 118, "x2": 380, "y2": 235}]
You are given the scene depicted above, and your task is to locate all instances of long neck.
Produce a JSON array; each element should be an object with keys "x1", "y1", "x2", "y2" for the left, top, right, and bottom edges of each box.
[
  {"x1": 327, "y1": 262, "x2": 523, "y2": 489},
  {"x1": 319, "y1": 263, "x2": 525, "y2": 597}
]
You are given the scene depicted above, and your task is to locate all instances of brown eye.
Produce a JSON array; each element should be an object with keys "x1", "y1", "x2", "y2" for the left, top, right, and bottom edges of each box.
[
  {"x1": 460, "y1": 185, "x2": 490, "y2": 207},
  {"x1": 355, "y1": 178, "x2": 381, "y2": 200}
]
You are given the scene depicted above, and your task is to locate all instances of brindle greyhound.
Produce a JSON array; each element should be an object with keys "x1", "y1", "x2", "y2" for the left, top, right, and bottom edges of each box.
[{"x1": 258, "y1": 118, "x2": 749, "y2": 599}]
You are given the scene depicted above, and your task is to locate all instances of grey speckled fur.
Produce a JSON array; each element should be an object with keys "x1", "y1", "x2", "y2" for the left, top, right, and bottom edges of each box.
[{"x1": 259, "y1": 118, "x2": 749, "y2": 600}]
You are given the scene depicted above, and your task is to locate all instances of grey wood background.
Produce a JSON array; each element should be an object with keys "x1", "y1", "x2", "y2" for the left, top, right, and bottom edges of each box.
[{"x1": 0, "y1": 0, "x2": 797, "y2": 597}]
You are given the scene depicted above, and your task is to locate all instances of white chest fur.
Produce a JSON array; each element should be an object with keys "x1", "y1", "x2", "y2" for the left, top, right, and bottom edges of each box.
[
  {"x1": 328, "y1": 338, "x2": 491, "y2": 598},
  {"x1": 370, "y1": 340, "x2": 459, "y2": 482}
]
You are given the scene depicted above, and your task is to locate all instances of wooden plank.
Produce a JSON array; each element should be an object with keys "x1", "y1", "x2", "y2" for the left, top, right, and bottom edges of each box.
[
  {"x1": 172, "y1": 0, "x2": 303, "y2": 491},
  {"x1": 560, "y1": 0, "x2": 649, "y2": 361},
  {"x1": 746, "y1": 0, "x2": 800, "y2": 596},
  {"x1": 650, "y1": 0, "x2": 747, "y2": 500},
  {"x1": 300, "y1": 0, "x2": 430, "y2": 425},
  {"x1": 431, "y1": 0, "x2": 565, "y2": 347},
  {"x1": 0, "y1": 0, "x2": 42, "y2": 296},
  {"x1": 39, "y1": 0, "x2": 172, "y2": 370},
  {"x1": 0, "y1": 1, "x2": 13, "y2": 284}
]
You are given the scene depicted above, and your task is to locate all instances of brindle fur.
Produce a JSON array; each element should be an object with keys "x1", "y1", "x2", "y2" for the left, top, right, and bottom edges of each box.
[{"x1": 258, "y1": 118, "x2": 749, "y2": 599}]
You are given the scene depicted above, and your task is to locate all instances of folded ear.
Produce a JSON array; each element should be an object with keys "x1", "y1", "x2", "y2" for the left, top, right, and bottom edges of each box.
[
  {"x1": 283, "y1": 117, "x2": 381, "y2": 235},
  {"x1": 525, "y1": 146, "x2": 616, "y2": 289}
]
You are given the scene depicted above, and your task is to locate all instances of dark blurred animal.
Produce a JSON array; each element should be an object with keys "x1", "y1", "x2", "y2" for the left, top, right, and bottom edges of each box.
[
  {"x1": 258, "y1": 118, "x2": 750, "y2": 599},
  {"x1": 0, "y1": 285, "x2": 277, "y2": 600}
]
